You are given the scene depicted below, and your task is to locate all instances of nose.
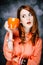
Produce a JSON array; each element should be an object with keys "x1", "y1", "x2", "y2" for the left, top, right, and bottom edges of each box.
[{"x1": 26, "y1": 16, "x2": 30, "y2": 21}]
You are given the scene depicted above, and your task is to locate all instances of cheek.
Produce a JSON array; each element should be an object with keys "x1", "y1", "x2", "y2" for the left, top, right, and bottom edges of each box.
[
  {"x1": 30, "y1": 17, "x2": 33, "y2": 24},
  {"x1": 21, "y1": 18, "x2": 25, "y2": 22}
]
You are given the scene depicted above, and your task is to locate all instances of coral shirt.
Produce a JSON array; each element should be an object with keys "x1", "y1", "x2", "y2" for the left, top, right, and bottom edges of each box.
[{"x1": 4, "y1": 30, "x2": 42, "y2": 65}]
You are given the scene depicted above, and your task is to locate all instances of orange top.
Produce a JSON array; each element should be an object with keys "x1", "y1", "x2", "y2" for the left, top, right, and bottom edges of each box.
[{"x1": 3, "y1": 30, "x2": 42, "y2": 65}]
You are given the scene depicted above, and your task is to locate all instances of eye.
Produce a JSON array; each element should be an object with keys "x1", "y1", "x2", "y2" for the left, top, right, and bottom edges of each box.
[
  {"x1": 22, "y1": 14, "x2": 26, "y2": 18},
  {"x1": 22, "y1": 15, "x2": 25, "y2": 18}
]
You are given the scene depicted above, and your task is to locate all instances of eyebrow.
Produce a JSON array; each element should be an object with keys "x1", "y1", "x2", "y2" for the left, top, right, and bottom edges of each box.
[
  {"x1": 21, "y1": 12, "x2": 31, "y2": 15},
  {"x1": 21, "y1": 14, "x2": 26, "y2": 16},
  {"x1": 28, "y1": 12, "x2": 31, "y2": 14}
]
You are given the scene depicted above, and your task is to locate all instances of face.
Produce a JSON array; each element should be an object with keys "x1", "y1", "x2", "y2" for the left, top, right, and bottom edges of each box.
[{"x1": 20, "y1": 9, "x2": 33, "y2": 29}]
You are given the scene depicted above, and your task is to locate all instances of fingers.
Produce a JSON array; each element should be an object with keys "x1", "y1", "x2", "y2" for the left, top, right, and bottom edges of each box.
[
  {"x1": 12, "y1": 57, "x2": 19, "y2": 63},
  {"x1": 4, "y1": 21, "x2": 12, "y2": 32},
  {"x1": 4, "y1": 21, "x2": 8, "y2": 30}
]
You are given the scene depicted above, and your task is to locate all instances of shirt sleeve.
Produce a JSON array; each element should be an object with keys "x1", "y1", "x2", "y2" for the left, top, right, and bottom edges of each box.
[{"x1": 27, "y1": 38, "x2": 42, "y2": 65}]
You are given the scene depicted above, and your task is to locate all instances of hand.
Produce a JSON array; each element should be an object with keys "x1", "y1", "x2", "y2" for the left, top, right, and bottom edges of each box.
[
  {"x1": 4, "y1": 21, "x2": 12, "y2": 32},
  {"x1": 20, "y1": 58, "x2": 28, "y2": 65}
]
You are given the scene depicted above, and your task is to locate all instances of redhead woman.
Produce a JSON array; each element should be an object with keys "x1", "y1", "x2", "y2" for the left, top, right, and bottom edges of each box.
[{"x1": 3, "y1": 5, "x2": 42, "y2": 65}]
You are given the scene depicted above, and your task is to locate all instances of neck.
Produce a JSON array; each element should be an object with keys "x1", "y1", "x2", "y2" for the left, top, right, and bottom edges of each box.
[{"x1": 25, "y1": 27, "x2": 30, "y2": 34}]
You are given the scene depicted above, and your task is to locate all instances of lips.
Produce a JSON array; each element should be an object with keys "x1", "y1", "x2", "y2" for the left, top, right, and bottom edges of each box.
[{"x1": 27, "y1": 22, "x2": 31, "y2": 24}]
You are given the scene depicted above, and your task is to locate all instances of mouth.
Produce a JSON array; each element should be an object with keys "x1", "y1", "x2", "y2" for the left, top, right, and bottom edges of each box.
[{"x1": 27, "y1": 22, "x2": 31, "y2": 24}]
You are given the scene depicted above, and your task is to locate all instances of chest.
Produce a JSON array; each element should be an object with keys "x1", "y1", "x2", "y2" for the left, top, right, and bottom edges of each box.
[
  {"x1": 13, "y1": 38, "x2": 34, "y2": 56},
  {"x1": 23, "y1": 43, "x2": 34, "y2": 56}
]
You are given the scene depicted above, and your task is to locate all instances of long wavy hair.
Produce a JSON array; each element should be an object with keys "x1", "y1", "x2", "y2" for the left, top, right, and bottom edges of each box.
[{"x1": 17, "y1": 5, "x2": 39, "y2": 45}]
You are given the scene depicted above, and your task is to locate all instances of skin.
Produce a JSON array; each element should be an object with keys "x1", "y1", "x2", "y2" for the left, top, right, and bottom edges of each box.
[
  {"x1": 3, "y1": 9, "x2": 34, "y2": 63},
  {"x1": 20, "y1": 9, "x2": 33, "y2": 33},
  {"x1": 3, "y1": 9, "x2": 42, "y2": 65}
]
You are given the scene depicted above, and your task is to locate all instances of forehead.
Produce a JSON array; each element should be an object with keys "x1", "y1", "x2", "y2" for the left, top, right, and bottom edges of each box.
[{"x1": 20, "y1": 9, "x2": 30, "y2": 15}]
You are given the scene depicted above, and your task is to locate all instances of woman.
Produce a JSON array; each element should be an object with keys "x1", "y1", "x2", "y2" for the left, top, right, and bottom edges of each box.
[{"x1": 3, "y1": 5, "x2": 42, "y2": 65}]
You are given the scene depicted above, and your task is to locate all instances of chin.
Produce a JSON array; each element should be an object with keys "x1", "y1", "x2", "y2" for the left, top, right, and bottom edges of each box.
[{"x1": 28, "y1": 25, "x2": 33, "y2": 28}]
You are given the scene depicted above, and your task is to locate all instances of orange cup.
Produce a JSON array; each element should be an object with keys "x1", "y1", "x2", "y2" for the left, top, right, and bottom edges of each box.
[{"x1": 8, "y1": 17, "x2": 20, "y2": 29}]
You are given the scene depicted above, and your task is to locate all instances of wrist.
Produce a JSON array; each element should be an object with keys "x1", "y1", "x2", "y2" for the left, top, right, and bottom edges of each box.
[
  {"x1": 7, "y1": 38, "x2": 14, "y2": 43},
  {"x1": 7, "y1": 38, "x2": 12, "y2": 42}
]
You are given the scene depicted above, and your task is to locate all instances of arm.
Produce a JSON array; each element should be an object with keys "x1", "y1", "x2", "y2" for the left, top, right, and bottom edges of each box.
[
  {"x1": 3, "y1": 32, "x2": 20, "y2": 62},
  {"x1": 3, "y1": 32, "x2": 13, "y2": 61},
  {"x1": 27, "y1": 38, "x2": 42, "y2": 65},
  {"x1": 4, "y1": 21, "x2": 13, "y2": 50},
  {"x1": 3, "y1": 20, "x2": 20, "y2": 62}
]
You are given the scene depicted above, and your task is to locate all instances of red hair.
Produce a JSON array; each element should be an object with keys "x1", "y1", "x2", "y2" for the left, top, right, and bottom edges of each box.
[{"x1": 17, "y1": 5, "x2": 39, "y2": 45}]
